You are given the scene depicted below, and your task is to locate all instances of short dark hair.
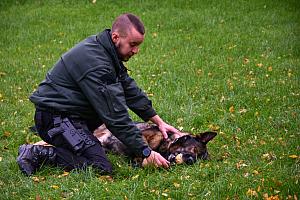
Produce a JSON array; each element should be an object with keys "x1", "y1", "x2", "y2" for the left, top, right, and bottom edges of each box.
[{"x1": 112, "y1": 13, "x2": 145, "y2": 36}]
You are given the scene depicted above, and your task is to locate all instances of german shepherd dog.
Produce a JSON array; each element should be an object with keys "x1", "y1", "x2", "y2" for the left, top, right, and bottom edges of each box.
[{"x1": 94, "y1": 122, "x2": 217, "y2": 166}]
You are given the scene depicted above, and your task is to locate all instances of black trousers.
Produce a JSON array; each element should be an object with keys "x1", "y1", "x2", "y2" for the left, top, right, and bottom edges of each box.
[{"x1": 34, "y1": 108, "x2": 112, "y2": 174}]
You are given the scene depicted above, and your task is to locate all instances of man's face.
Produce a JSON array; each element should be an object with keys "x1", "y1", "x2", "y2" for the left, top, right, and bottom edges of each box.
[{"x1": 112, "y1": 27, "x2": 144, "y2": 62}]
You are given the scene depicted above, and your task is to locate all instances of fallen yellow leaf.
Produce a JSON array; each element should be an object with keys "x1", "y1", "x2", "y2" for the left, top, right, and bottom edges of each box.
[
  {"x1": 253, "y1": 170, "x2": 259, "y2": 175},
  {"x1": 132, "y1": 174, "x2": 139, "y2": 180},
  {"x1": 176, "y1": 118, "x2": 184, "y2": 123},
  {"x1": 243, "y1": 58, "x2": 250, "y2": 64},
  {"x1": 246, "y1": 188, "x2": 258, "y2": 197},
  {"x1": 268, "y1": 66, "x2": 273, "y2": 71},
  {"x1": 4, "y1": 131, "x2": 10, "y2": 137},
  {"x1": 50, "y1": 185, "x2": 59, "y2": 189},
  {"x1": 228, "y1": 44, "x2": 237, "y2": 49},
  {"x1": 260, "y1": 140, "x2": 266, "y2": 145},
  {"x1": 239, "y1": 108, "x2": 247, "y2": 114},
  {"x1": 288, "y1": 155, "x2": 298, "y2": 159},
  {"x1": 236, "y1": 160, "x2": 248, "y2": 169},
  {"x1": 0, "y1": 72, "x2": 6, "y2": 76},
  {"x1": 256, "y1": 63, "x2": 263, "y2": 67},
  {"x1": 173, "y1": 182, "x2": 180, "y2": 188},
  {"x1": 162, "y1": 193, "x2": 168, "y2": 197},
  {"x1": 262, "y1": 152, "x2": 277, "y2": 161},
  {"x1": 197, "y1": 69, "x2": 203, "y2": 75},
  {"x1": 257, "y1": 185, "x2": 261, "y2": 192},
  {"x1": 208, "y1": 124, "x2": 220, "y2": 131},
  {"x1": 31, "y1": 176, "x2": 40, "y2": 183},
  {"x1": 229, "y1": 106, "x2": 235, "y2": 113},
  {"x1": 265, "y1": 194, "x2": 280, "y2": 200},
  {"x1": 99, "y1": 175, "x2": 113, "y2": 182},
  {"x1": 62, "y1": 171, "x2": 69, "y2": 176}
]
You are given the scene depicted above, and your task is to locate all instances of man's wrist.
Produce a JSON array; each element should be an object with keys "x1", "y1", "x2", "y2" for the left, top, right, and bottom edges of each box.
[
  {"x1": 141, "y1": 147, "x2": 152, "y2": 159},
  {"x1": 150, "y1": 115, "x2": 164, "y2": 126}
]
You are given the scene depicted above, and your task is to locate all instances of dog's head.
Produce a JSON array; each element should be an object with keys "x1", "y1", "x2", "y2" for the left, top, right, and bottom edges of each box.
[{"x1": 167, "y1": 131, "x2": 217, "y2": 165}]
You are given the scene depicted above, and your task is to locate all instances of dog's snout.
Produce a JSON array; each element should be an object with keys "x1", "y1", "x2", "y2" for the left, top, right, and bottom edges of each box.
[{"x1": 186, "y1": 156, "x2": 195, "y2": 165}]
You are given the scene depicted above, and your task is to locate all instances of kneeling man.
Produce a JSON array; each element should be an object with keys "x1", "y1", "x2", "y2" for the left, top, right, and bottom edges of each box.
[{"x1": 17, "y1": 13, "x2": 181, "y2": 176}]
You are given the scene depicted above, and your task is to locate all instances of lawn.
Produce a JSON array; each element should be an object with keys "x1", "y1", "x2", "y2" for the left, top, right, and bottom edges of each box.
[{"x1": 0, "y1": 0, "x2": 299, "y2": 199}]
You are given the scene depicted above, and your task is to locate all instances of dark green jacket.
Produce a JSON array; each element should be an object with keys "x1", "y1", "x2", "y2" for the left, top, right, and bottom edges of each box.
[{"x1": 30, "y1": 29, "x2": 157, "y2": 156}]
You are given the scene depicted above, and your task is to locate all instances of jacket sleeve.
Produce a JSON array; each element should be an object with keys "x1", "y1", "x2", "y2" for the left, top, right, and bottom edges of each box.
[
  {"x1": 120, "y1": 72, "x2": 157, "y2": 121},
  {"x1": 77, "y1": 65, "x2": 148, "y2": 157}
]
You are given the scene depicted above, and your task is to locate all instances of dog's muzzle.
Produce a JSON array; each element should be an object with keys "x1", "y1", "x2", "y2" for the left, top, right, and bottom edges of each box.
[{"x1": 168, "y1": 153, "x2": 196, "y2": 165}]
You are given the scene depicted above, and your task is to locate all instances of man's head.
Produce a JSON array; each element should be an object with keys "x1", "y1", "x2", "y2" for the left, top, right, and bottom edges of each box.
[{"x1": 111, "y1": 13, "x2": 145, "y2": 61}]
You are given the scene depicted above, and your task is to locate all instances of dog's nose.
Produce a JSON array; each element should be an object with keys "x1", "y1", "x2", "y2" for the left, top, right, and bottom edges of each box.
[{"x1": 186, "y1": 156, "x2": 195, "y2": 165}]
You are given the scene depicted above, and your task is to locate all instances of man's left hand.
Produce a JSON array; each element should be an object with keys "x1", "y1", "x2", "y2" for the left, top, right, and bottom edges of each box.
[
  {"x1": 158, "y1": 122, "x2": 183, "y2": 139},
  {"x1": 150, "y1": 115, "x2": 184, "y2": 139}
]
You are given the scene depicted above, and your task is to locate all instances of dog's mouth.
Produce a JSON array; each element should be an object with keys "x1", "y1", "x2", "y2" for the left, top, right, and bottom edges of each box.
[
  {"x1": 167, "y1": 151, "x2": 209, "y2": 165},
  {"x1": 168, "y1": 152, "x2": 196, "y2": 165}
]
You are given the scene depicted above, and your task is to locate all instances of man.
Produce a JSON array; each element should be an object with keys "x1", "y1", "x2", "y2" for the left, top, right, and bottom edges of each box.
[{"x1": 17, "y1": 13, "x2": 181, "y2": 176}]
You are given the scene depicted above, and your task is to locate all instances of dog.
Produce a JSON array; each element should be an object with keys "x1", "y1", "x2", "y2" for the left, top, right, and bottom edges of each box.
[{"x1": 94, "y1": 122, "x2": 217, "y2": 166}]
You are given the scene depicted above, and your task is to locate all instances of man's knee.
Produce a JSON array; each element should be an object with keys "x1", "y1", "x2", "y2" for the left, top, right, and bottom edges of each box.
[{"x1": 83, "y1": 142, "x2": 113, "y2": 174}]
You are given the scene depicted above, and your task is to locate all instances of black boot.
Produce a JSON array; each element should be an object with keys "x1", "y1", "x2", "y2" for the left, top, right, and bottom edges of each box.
[{"x1": 16, "y1": 144, "x2": 56, "y2": 176}]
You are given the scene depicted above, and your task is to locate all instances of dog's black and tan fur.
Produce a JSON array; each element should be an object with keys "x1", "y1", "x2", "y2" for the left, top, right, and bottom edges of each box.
[{"x1": 94, "y1": 122, "x2": 217, "y2": 165}]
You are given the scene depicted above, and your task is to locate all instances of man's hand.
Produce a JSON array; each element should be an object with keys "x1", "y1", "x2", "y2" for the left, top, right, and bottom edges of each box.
[
  {"x1": 158, "y1": 122, "x2": 183, "y2": 139},
  {"x1": 150, "y1": 115, "x2": 183, "y2": 139},
  {"x1": 142, "y1": 150, "x2": 170, "y2": 169}
]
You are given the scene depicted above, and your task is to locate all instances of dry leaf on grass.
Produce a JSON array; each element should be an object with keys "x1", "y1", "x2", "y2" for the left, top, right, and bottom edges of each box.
[
  {"x1": 246, "y1": 188, "x2": 258, "y2": 197},
  {"x1": 99, "y1": 175, "x2": 113, "y2": 182},
  {"x1": 50, "y1": 185, "x2": 59, "y2": 189},
  {"x1": 229, "y1": 105, "x2": 235, "y2": 113},
  {"x1": 288, "y1": 155, "x2": 298, "y2": 159}
]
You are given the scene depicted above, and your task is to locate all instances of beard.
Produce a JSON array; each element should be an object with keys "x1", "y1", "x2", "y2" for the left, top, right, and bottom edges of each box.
[{"x1": 115, "y1": 42, "x2": 132, "y2": 62}]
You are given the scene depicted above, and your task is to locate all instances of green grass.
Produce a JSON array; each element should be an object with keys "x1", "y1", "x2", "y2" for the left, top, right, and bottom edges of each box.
[{"x1": 0, "y1": 0, "x2": 299, "y2": 199}]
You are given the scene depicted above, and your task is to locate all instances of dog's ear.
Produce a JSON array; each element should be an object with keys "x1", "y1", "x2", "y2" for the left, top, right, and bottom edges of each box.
[{"x1": 195, "y1": 131, "x2": 217, "y2": 144}]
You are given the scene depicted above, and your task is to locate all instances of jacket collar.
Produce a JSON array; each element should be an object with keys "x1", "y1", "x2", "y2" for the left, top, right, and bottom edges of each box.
[{"x1": 96, "y1": 29, "x2": 126, "y2": 76}]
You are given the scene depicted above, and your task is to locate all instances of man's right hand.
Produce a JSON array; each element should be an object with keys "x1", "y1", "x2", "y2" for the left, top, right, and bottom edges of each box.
[{"x1": 142, "y1": 150, "x2": 170, "y2": 169}]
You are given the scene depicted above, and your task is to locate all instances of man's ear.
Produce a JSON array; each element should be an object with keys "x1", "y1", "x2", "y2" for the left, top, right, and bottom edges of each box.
[
  {"x1": 111, "y1": 32, "x2": 120, "y2": 43},
  {"x1": 195, "y1": 131, "x2": 217, "y2": 144}
]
